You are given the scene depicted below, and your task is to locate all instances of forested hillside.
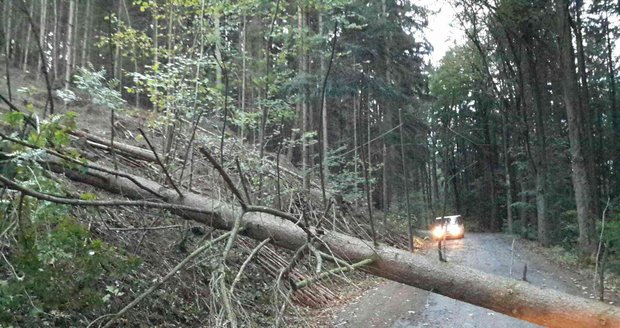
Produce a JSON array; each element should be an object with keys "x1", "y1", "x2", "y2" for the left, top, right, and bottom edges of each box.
[{"x1": 0, "y1": 0, "x2": 619, "y2": 327}]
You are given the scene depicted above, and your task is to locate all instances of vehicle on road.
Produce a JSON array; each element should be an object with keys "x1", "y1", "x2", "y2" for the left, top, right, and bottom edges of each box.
[{"x1": 431, "y1": 215, "x2": 465, "y2": 240}]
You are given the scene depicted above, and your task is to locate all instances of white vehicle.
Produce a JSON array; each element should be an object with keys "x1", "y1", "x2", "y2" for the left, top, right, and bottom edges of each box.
[{"x1": 431, "y1": 215, "x2": 465, "y2": 240}]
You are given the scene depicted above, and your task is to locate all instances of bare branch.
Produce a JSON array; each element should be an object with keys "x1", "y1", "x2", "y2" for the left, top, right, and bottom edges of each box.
[
  {"x1": 235, "y1": 157, "x2": 252, "y2": 205},
  {"x1": 0, "y1": 173, "x2": 211, "y2": 215},
  {"x1": 229, "y1": 237, "x2": 271, "y2": 295},
  {"x1": 295, "y1": 257, "x2": 374, "y2": 290},
  {"x1": 138, "y1": 128, "x2": 184, "y2": 198},
  {"x1": 0, "y1": 131, "x2": 164, "y2": 198},
  {"x1": 199, "y1": 146, "x2": 247, "y2": 210},
  {"x1": 99, "y1": 231, "x2": 233, "y2": 328}
]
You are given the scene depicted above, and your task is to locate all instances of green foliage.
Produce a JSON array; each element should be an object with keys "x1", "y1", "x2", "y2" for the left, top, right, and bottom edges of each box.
[
  {"x1": 510, "y1": 219, "x2": 537, "y2": 240},
  {"x1": 0, "y1": 114, "x2": 139, "y2": 325},
  {"x1": 3, "y1": 112, "x2": 27, "y2": 128},
  {"x1": 548, "y1": 245, "x2": 580, "y2": 267},
  {"x1": 130, "y1": 56, "x2": 221, "y2": 128},
  {"x1": 325, "y1": 146, "x2": 378, "y2": 202},
  {"x1": 74, "y1": 67, "x2": 126, "y2": 111},
  {"x1": 326, "y1": 152, "x2": 365, "y2": 202},
  {"x1": 0, "y1": 197, "x2": 139, "y2": 324},
  {"x1": 557, "y1": 210, "x2": 579, "y2": 247},
  {"x1": 602, "y1": 214, "x2": 620, "y2": 275}
]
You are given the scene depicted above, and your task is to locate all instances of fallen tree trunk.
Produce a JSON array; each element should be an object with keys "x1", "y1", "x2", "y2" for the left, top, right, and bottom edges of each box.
[
  {"x1": 72, "y1": 129, "x2": 326, "y2": 192},
  {"x1": 71, "y1": 130, "x2": 157, "y2": 162},
  {"x1": 49, "y1": 164, "x2": 620, "y2": 328}
]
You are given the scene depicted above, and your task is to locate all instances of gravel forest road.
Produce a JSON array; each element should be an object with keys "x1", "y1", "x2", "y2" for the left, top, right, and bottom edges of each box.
[{"x1": 332, "y1": 233, "x2": 598, "y2": 328}]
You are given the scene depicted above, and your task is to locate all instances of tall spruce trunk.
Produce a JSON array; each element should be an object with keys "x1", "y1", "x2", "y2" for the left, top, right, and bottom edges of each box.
[
  {"x1": 353, "y1": 92, "x2": 359, "y2": 207},
  {"x1": 399, "y1": 108, "x2": 413, "y2": 250},
  {"x1": 21, "y1": 0, "x2": 35, "y2": 72},
  {"x1": 240, "y1": 13, "x2": 247, "y2": 140},
  {"x1": 502, "y1": 101, "x2": 513, "y2": 233},
  {"x1": 64, "y1": 0, "x2": 75, "y2": 90},
  {"x1": 37, "y1": 0, "x2": 48, "y2": 80},
  {"x1": 71, "y1": 1, "x2": 78, "y2": 69},
  {"x1": 522, "y1": 43, "x2": 549, "y2": 245},
  {"x1": 3, "y1": 0, "x2": 12, "y2": 102},
  {"x1": 298, "y1": 5, "x2": 309, "y2": 191},
  {"x1": 430, "y1": 136, "x2": 440, "y2": 206},
  {"x1": 556, "y1": 0, "x2": 597, "y2": 254},
  {"x1": 573, "y1": 3, "x2": 600, "y2": 218},
  {"x1": 80, "y1": 0, "x2": 90, "y2": 68},
  {"x1": 319, "y1": 13, "x2": 329, "y2": 186},
  {"x1": 52, "y1": 0, "x2": 58, "y2": 80}
]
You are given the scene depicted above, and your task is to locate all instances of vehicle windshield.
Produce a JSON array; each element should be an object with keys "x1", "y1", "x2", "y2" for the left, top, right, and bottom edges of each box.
[{"x1": 435, "y1": 215, "x2": 462, "y2": 225}]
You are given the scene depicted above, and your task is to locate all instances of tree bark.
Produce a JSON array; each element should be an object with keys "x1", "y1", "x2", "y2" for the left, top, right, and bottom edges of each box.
[
  {"x1": 45, "y1": 162, "x2": 620, "y2": 328},
  {"x1": 399, "y1": 108, "x2": 413, "y2": 250},
  {"x1": 80, "y1": 0, "x2": 90, "y2": 68},
  {"x1": 64, "y1": 0, "x2": 75, "y2": 89},
  {"x1": 52, "y1": 0, "x2": 58, "y2": 80},
  {"x1": 353, "y1": 92, "x2": 359, "y2": 206},
  {"x1": 502, "y1": 101, "x2": 513, "y2": 233},
  {"x1": 556, "y1": 0, "x2": 597, "y2": 254},
  {"x1": 71, "y1": 0, "x2": 78, "y2": 70},
  {"x1": 298, "y1": 5, "x2": 309, "y2": 191},
  {"x1": 522, "y1": 43, "x2": 549, "y2": 245},
  {"x1": 37, "y1": 0, "x2": 48, "y2": 80},
  {"x1": 430, "y1": 135, "x2": 440, "y2": 206},
  {"x1": 240, "y1": 12, "x2": 247, "y2": 140},
  {"x1": 319, "y1": 13, "x2": 329, "y2": 195},
  {"x1": 21, "y1": 0, "x2": 34, "y2": 72},
  {"x1": 3, "y1": 0, "x2": 13, "y2": 102}
]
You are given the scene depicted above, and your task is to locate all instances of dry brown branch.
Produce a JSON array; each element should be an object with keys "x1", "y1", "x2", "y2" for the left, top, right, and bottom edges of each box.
[
  {"x1": 107, "y1": 224, "x2": 182, "y2": 231},
  {"x1": 0, "y1": 173, "x2": 210, "y2": 215},
  {"x1": 138, "y1": 128, "x2": 183, "y2": 198},
  {"x1": 229, "y1": 237, "x2": 271, "y2": 295},
  {"x1": 295, "y1": 257, "x2": 374, "y2": 290},
  {"x1": 0, "y1": 131, "x2": 164, "y2": 198},
  {"x1": 96, "y1": 230, "x2": 233, "y2": 328},
  {"x1": 235, "y1": 157, "x2": 252, "y2": 205},
  {"x1": 198, "y1": 146, "x2": 247, "y2": 210}
]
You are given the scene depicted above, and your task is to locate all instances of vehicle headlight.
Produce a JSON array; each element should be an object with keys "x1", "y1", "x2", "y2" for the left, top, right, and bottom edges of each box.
[
  {"x1": 447, "y1": 224, "x2": 462, "y2": 235},
  {"x1": 432, "y1": 226, "x2": 444, "y2": 238}
]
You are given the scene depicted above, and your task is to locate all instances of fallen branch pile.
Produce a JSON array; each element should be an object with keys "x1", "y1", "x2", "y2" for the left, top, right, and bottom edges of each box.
[{"x1": 237, "y1": 237, "x2": 338, "y2": 308}]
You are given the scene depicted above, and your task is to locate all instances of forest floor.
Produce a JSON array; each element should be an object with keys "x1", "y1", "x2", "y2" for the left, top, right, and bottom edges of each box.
[{"x1": 325, "y1": 233, "x2": 619, "y2": 328}]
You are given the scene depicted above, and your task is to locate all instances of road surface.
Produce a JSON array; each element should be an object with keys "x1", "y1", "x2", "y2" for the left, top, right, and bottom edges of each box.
[{"x1": 332, "y1": 233, "x2": 595, "y2": 328}]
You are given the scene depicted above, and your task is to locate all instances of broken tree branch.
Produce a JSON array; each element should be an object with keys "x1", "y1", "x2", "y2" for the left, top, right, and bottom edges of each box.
[
  {"x1": 295, "y1": 257, "x2": 373, "y2": 290},
  {"x1": 70, "y1": 130, "x2": 157, "y2": 162},
  {"x1": 0, "y1": 131, "x2": 163, "y2": 198},
  {"x1": 235, "y1": 157, "x2": 252, "y2": 205},
  {"x1": 199, "y1": 146, "x2": 247, "y2": 210},
  {"x1": 230, "y1": 237, "x2": 271, "y2": 295},
  {"x1": 0, "y1": 173, "x2": 209, "y2": 215},
  {"x1": 138, "y1": 128, "x2": 183, "y2": 198},
  {"x1": 99, "y1": 230, "x2": 233, "y2": 328}
]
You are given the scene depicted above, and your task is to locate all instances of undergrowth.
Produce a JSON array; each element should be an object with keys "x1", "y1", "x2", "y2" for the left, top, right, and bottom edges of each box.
[{"x1": 0, "y1": 112, "x2": 140, "y2": 326}]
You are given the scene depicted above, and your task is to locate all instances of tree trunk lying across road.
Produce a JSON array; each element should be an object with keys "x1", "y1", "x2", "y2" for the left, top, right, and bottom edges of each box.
[{"x1": 49, "y1": 163, "x2": 620, "y2": 328}]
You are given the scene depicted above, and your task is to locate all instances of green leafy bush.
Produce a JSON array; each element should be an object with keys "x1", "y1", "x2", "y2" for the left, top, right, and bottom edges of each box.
[{"x1": 0, "y1": 112, "x2": 139, "y2": 325}]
